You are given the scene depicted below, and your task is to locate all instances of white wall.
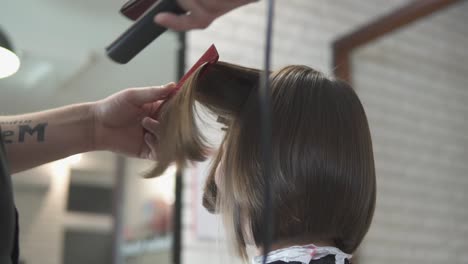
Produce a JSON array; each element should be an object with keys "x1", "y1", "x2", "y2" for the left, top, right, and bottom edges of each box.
[
  {"x1": 354, "y1": 3, "x2": 468, "y2": 263},
  {"x1": 183, "y1": 1, "x2": 468, "y2": 264}
]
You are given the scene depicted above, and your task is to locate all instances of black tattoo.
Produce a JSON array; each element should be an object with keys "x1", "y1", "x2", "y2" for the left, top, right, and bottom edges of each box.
[
  {"x1": 1, "y1": 123, "x2": 48, "y2": 144},
  {"x1": 19, "y1": 123, "x2": 48, "y2": 142}
]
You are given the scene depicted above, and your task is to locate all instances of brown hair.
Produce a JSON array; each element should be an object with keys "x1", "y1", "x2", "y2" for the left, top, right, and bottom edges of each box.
[{"x1": 148, "y1": 62, "x2": 376, "y2": 260}]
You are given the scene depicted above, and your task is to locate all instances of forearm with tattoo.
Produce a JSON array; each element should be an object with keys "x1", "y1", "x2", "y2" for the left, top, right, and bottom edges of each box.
[
  {"x1": 0, "y1": 103, "x2": 94, "y2": 173},
  {"x1": 1, "y1": 120, "x2": 48, "y2": 144}
]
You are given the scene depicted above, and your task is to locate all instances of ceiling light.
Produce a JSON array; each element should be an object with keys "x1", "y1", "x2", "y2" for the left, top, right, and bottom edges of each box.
[{"x1": 0, "y1": 28, "x2": 20, "y2": 79}]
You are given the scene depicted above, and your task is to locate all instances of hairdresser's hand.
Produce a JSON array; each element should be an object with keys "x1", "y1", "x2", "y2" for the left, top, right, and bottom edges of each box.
[
  {"x1": 155, "y1": 0, "x2": 257, "y2": 31},
  {"x1": 92, "y1": 83, "x2": 176, "y2": 160}
]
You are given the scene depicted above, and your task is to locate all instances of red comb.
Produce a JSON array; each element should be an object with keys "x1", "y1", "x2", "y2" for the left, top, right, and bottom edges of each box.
[
  {"x1": 154, "y1": 44, "x2": 219, "y2": 117},
  {"x1": 166, "y1": 44, "x2": 219, "y2": 98},
  {"x1": 121, "y1": 0, "x2": 158, "y2": 21},
  {"x1": 176, "y1": 44, "x2": 219, "y2": 90}
]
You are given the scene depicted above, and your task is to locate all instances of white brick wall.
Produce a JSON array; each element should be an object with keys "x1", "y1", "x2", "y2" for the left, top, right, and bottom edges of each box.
[
  {"x1": 184, "y1": 1, "x2": 468, "y2": 264},
  {"x1": 354, "y1": 2, "x2": 468, "y2": 263}
]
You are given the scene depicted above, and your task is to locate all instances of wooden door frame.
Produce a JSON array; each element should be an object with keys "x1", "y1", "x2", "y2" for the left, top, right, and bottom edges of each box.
[{"x1": 332, "y1": 0, "x2": 464, "y2": 84}]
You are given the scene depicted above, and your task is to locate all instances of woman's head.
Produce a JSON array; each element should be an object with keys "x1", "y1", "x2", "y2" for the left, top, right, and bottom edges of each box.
[{"x1": 149, "y1": 62, "x2": 376, "y2": 259}]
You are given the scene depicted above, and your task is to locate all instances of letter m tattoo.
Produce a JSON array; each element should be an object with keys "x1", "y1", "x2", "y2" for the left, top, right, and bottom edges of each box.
[{"x1": 19, "y1": 123, "x2": 48, "y2": 142}]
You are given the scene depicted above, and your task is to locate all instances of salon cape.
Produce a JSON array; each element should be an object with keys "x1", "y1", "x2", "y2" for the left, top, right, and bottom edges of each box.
[{"x1": 252, "y1": 244, "x2": 351, "y2": 264}]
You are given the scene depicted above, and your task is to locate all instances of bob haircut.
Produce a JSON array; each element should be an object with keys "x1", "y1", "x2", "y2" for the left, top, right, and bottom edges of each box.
[{"x1": 148, "y1": 62, "x2": 376, "y2": 260}]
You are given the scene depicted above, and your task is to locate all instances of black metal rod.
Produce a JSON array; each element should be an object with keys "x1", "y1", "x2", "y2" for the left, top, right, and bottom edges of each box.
[
  {"x1": 172, "y1": 168, "x2": 184, "y2": 264},
  {"x1": 111, "y1": 155, "x2": 127, "y2": 264},
  {"x1": 172, "y1": 31, "x2": 186, "y2": 264},
  {"x1": 106, "y1": 0, "x2": 185, "y2": 64},
  {"x1": 260, "y1": 1, "x2": 275, "y2": 264}
]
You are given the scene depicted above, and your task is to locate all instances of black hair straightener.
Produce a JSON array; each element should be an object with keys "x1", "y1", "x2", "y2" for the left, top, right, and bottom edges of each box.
[{"x1": 106, "y1": 0, "x2": 185, "y2": 64}]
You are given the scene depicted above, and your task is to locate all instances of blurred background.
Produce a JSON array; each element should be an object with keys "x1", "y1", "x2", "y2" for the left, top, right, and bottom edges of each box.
[{"x1": 1, "y1": 0, "x2": 467, "y2": 264}]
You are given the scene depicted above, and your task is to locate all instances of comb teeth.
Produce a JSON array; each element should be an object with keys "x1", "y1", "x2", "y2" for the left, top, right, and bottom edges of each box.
[
  {"x1": 154, "y1": 44, "x2": 220, "y2": 117},
  {"x1": 175, "y1": 44, "x2": 219, "y2": 91}
]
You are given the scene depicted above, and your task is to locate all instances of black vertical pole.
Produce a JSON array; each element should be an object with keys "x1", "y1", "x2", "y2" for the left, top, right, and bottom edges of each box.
[
  {"x1": 112, "y1": 155, "x2": 127, "y2": 264},
  {"x1": 260, "y1": 1, "x2": 275, "y2": 263},
  {"x1": 172, "y1": 31, "x2": 186, "y2": 264},
  {"x1": 172, "y1": 168, "x2": 183, "y2": 264}
]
